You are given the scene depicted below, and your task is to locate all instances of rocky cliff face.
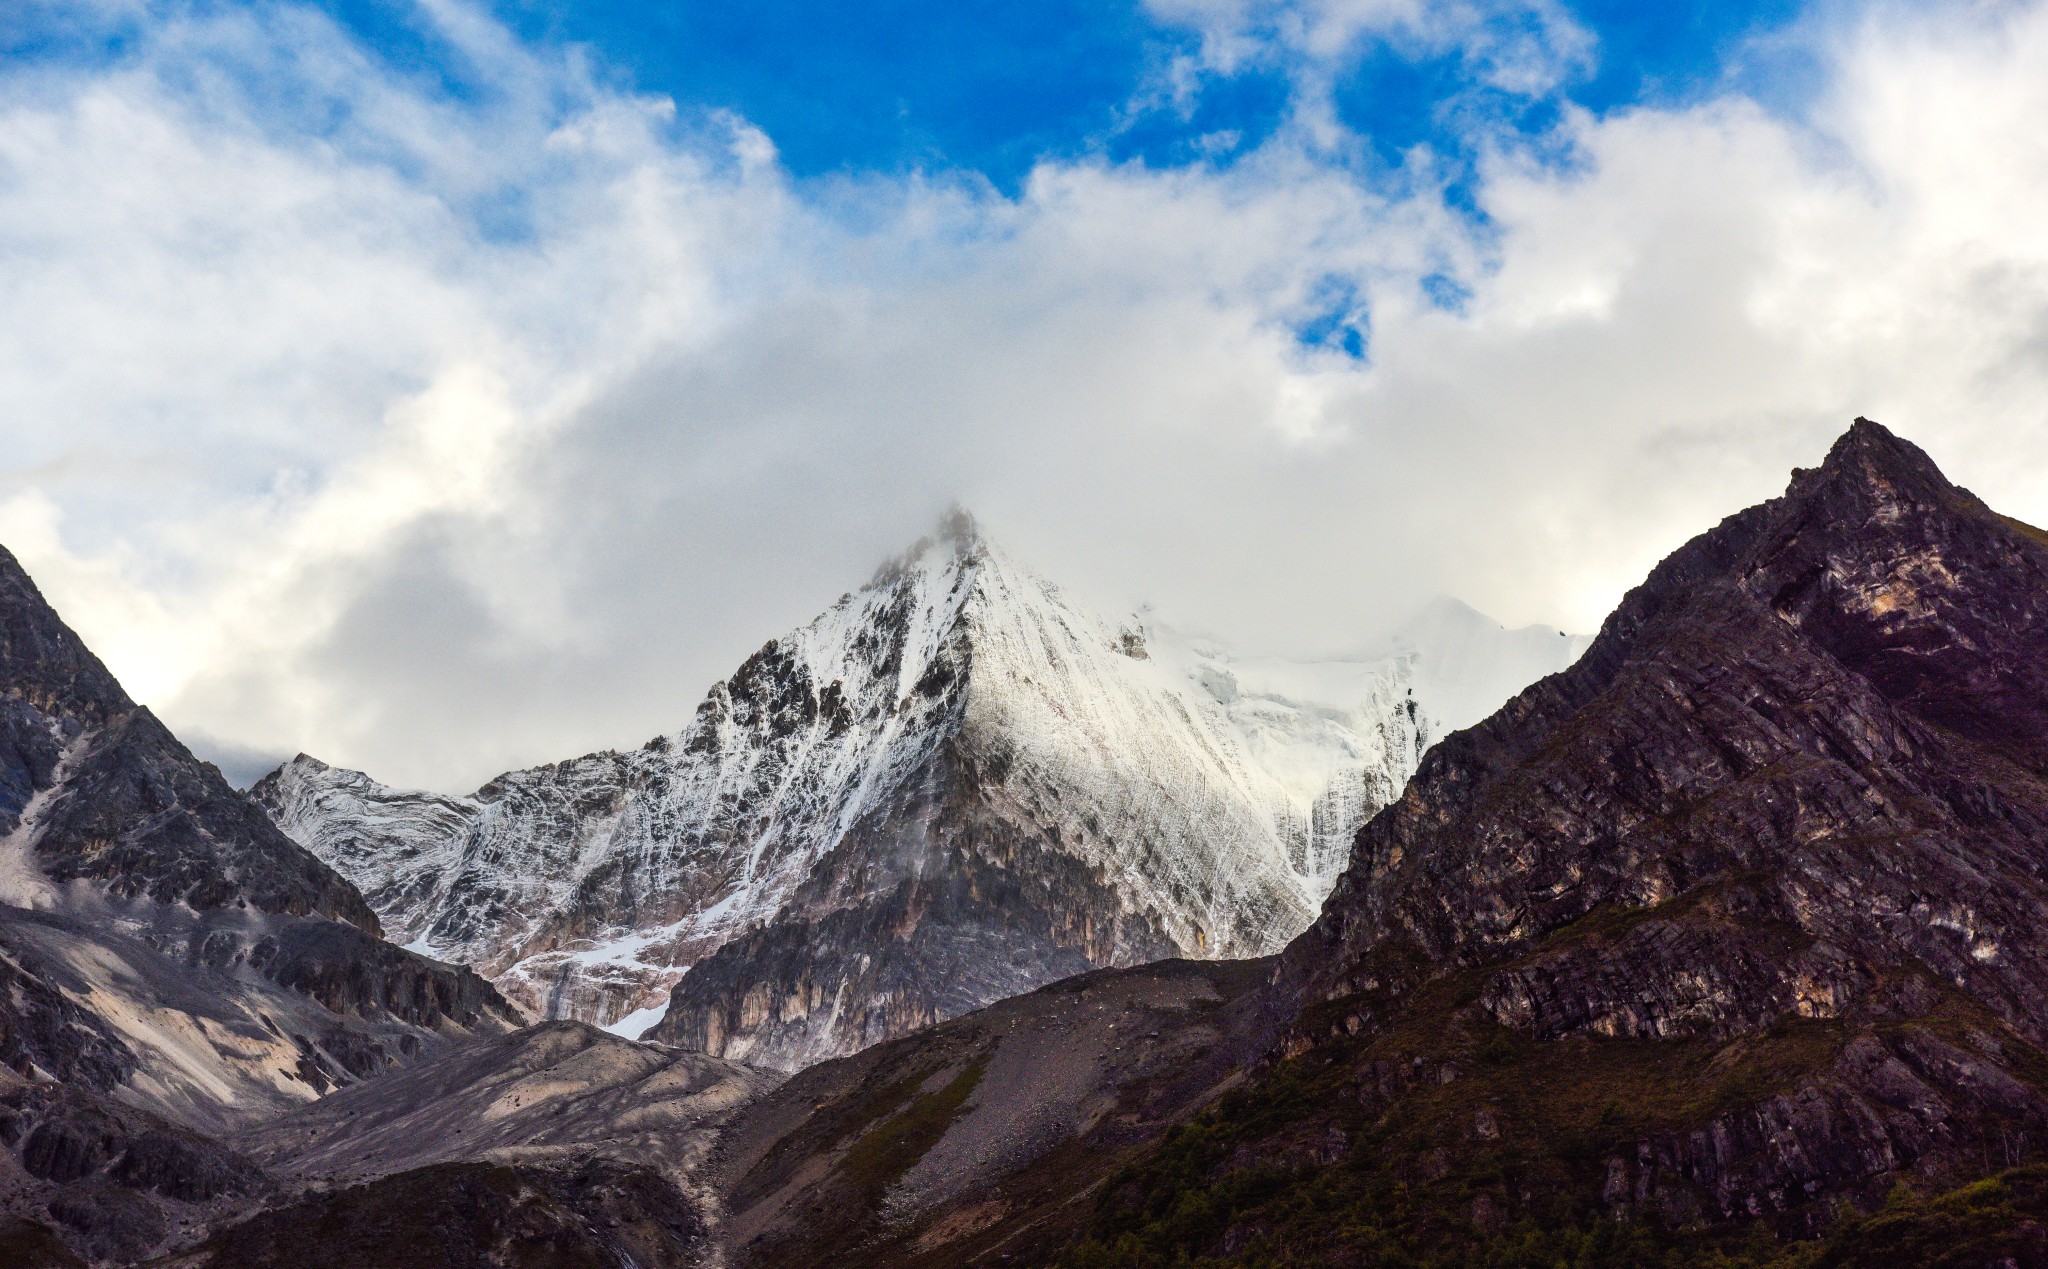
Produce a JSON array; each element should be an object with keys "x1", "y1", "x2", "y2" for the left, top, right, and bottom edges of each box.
[
  {"x1": 0, "y1": 550, "x2": 375, "y2": 931},
  {"x1": 259, "y1": 512, "x2": 1583, "y2": 1070},
  {"x1": 1283, "y1": 421, "x2": 2048, "y2": 1030}
]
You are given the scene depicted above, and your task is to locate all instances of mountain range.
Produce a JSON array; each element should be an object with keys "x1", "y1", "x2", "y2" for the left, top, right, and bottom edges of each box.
[
  {"x1": 10, "y1": 418, "x2": 2047, "y2": 1268},
  {"x1": 253, "y1": 510, "x2": 1585, "y2": 1070}
]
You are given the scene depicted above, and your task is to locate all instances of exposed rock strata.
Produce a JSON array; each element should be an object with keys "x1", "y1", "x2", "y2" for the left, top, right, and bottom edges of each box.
[
  {"x1": 1220, "y1": 418, "x2": 2048, "y2": 1242},
  {"x1": 0, "y1": 548, "x2": 372, "y2": 931},
  {"x1": 0, "y1": 1077, "x2": 266, "y2": 1266}
]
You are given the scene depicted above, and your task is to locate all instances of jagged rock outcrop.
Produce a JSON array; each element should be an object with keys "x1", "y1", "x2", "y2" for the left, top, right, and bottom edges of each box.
[
  {"x1": 0, "y1": 543, "x2": 516, "y2": 1110},
  {"x1": 0, "y1": 549, "x2": 373, "y2": 931},
  {"x1": 0, "y1": 1078, "x2": 268, "y2": 1266},
  {"x1": 1281, "y1": 422, "x2": 2048, "y2": 1031},
  {"x1": 260, "y1": 511, "x2": 1584, "y2": 1069}
]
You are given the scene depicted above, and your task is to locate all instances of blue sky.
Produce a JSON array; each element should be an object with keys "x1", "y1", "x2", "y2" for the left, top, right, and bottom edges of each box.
[
  {"x1": 0, "y1": 0, "x2": 1825, "y2": 182},
  {"x1": 238, "y1": 0, "x2": 1838, "y2": 369},
  {"x1": 274, "y1": 0, "x2": 1824, "y2": 187}
]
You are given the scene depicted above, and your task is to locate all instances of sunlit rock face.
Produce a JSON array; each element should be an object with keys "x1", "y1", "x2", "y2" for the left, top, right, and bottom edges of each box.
[{"x1": 260, "y1": 511, "x2": 1583, "y2": 1070}]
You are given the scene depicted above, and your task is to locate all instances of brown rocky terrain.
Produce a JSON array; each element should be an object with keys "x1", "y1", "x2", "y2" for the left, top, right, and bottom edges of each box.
[
  {"x1": 244, "y1": 1021, "x2": 776, "y2": 1190},
  {"x1": 3, "y1": 1020, "x2": 778, "y2": 1268},
  {"x1": 1256, "y1": 418, "x2": 2048, "y2": 1227},
  {"x1": 149, "y1": 1023, "x2": 777, "y2": 1269},
  {"x1": 714, "y1": 956, "x2": 1269, "y2": 1268}
]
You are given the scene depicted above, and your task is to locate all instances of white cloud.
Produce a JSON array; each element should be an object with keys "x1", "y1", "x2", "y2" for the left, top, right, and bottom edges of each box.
[
  {"x1": 4, "y1": 0, "x2": 2048, "y2": 790},
  {"x1": 1139, "y1": 0, "x2": 1595, "y2": 146}
]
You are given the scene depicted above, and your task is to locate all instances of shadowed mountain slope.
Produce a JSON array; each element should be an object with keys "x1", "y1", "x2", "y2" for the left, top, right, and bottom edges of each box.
[
  {"x1": 714, "y1": 957, "x2": 1270, "y2": 1269},
  {"x1": 1099, "y1": 418, "x2": 2048, "y2": 1262},
  {"x1": 145, "y1": 1022, "x2": 776, "y2": 1269}
]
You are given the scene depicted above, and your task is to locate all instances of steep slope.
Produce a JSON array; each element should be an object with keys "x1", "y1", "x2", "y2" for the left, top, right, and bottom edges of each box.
[
  {"x1": 698, "y1": 420, "x2": 2048, "y2": 1268},
  {"x1": 713, "y1": 957, "x2": 1269, "y2": 1269},
  {"x1": 0, "y1": 550, "x2": 372, "y2": 929},
  {"x1": 0, "y1": 543, "x2": 520, "y2": 1262},
  {"x1": 260, "y1": 512, "x2": 1583, "y2": 1069}
]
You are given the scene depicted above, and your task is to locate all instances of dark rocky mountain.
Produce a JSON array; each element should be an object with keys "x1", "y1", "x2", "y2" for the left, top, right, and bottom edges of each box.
[
  {"x1": 691, "y1": 420, "x2": 2048, "y2": 1268},
  {"x1": 0, "y1": 548, "x2": 373, "y2": 929},
  {"x1": 0, "y1": 1078, "x2": 268, "y2": 1266},
  {"x1": 0, "y1": 544, "x2": 522, "y2": 1262},
  {"x1": 1097, "y1": 420, "x2": 2048, "y2": 1261}
]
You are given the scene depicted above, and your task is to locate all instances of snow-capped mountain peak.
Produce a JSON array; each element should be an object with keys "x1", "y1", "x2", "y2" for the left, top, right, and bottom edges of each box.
[{"x1": 258, "y1": 511, "x2": 1587, "y2": 1069}]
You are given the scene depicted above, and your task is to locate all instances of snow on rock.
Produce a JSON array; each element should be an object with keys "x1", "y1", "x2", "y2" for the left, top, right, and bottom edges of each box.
[{"x1": 256, "y1": 510, "x2": 1585, "y2": 1066}]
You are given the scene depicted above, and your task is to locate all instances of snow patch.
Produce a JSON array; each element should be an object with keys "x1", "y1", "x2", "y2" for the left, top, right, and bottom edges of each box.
[{"x1": 604, "y1": 1002, "x2": 671, "y2": 1041}]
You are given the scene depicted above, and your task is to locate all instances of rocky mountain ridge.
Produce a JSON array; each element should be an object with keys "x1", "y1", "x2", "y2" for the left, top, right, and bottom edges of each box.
[
  {"x1": 0, "y1": 542, "x2": 520, "y2": 1264},
  {"x1": 15, "y1": 418, "x2": 2048, "y2": 1269},
  {"x1": 610, "y1": 419, "x2": 2048, "y2": 1269}
]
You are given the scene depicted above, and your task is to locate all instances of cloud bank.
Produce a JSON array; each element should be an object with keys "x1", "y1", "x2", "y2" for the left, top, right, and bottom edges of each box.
[{"x1": 4, "y1": 0, "x2": 2048, "y2": 790}]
